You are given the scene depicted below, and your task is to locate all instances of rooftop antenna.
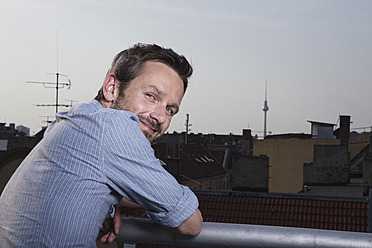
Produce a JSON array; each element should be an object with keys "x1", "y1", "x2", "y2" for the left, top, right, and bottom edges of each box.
[
  {"x1": 26, "y1": 29, "x2": 71, "y2": 113},
  {"x1": 262, "y1": 79, "x2": 269, "y2": 138},
  {"x1": 185, "y1": 114, "x2": 192, "y2": 144}
]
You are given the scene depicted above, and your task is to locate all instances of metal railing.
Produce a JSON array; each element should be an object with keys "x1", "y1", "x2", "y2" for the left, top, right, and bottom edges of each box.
[{"x1": 115, "y1": 217, "x2": 372, "y2": 248}]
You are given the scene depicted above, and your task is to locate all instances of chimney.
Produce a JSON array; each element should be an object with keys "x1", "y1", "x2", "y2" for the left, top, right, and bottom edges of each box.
[
  {"x1": 242, "y1": 129, "x2": 252, "y2": 140},
  {"x1": 339, "y1": 115, "x2": 350, "y2": 145},
  {"x1": 242, "y1": 129, "x2": 253, "y2": 156}
]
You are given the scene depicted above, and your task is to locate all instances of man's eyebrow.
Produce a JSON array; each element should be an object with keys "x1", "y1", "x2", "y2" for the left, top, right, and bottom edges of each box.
[{"x1": 147, "y1": 85, "x2": 165, "y2": 97}]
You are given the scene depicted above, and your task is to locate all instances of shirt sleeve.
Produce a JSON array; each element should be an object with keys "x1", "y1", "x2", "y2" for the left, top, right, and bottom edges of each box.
[{"x1": 101, "y1": 110, "x2": 199, "y2": 228}]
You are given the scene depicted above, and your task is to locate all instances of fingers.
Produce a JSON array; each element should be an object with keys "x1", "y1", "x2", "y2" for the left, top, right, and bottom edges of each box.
[
  {"x1": 100, "y1": 232, "x2": 109, "y2": 243},
  {"x1": 113, "y1": 211, "x2": 122, "y2": 235},
  {"x1": 107, "y1": 231, "x2": 117, "y2": 243},
  {"x1": 100, "y1": 205, "x2": 147, "y2": 244},
  {"x1": 100, "y1": 231, "x2": 118, "y2": 244},
  {"x1": 100, "y1": 215, "x2": 119, "y2": 244}
]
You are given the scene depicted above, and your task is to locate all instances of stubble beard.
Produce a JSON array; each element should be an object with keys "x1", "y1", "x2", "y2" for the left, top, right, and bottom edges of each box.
[{"x1": 112, "y1": 97, "x2": 162, "y2": 143}]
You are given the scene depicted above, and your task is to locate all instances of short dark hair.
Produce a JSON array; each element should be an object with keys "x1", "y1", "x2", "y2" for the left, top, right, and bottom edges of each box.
[{"x1": 95, "y1": 43, "x2": 193, "y2": 101}]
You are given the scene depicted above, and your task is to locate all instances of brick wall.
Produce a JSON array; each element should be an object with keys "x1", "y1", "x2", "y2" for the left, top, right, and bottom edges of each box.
[{"x1": 304, "y1": 145, "x2": 350, "y2": 185}]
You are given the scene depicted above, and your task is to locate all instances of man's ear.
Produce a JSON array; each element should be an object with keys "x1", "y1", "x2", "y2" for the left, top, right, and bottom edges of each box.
[{"x1": 102, "y1": 74, "x2": 117, "y2": 102}]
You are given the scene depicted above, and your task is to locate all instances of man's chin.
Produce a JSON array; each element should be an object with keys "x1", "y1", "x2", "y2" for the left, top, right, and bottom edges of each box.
[
  {"x1": 141, "y1": 130, "x2": 156, "y2": 143},
  {"x1": 143, "y1": 131, "x2": 163, "y2": 143}
]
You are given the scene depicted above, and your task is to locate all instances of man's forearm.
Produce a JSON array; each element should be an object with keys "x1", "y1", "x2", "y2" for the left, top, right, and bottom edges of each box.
[
  {"x1": 119, "y1": 198, "x2": 203, "y2": 236},
  {"x1": 118, "y1": 197, "x2": 142, "y2": 208}
]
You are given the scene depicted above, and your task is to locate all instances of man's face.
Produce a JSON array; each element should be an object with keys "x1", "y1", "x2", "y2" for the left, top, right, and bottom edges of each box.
[{"x1": 113, "y1": 61, "x2": 184, "y2": 143}]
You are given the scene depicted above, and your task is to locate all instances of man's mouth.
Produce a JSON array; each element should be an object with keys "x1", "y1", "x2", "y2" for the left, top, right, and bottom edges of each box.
[
  {"x1": 140, "y1": 120, "x2": 156, "y2": 134},
  {"x1": 138, "y1": 115, "x2": 160, "y2": 135}
]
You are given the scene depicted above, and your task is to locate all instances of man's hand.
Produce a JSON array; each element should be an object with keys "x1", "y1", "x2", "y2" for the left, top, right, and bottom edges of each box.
[
  {"x1": 99, "y1": 207, "x2": 122, "y2": 244},
  {"x1": 99, "y1": 198, "x2": 146, "y2": 244}
]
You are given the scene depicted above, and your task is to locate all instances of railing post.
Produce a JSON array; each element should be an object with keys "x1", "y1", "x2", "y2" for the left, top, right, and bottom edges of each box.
[{"x1": 369, "y1": 188, "x2": 372, "y2": 233}]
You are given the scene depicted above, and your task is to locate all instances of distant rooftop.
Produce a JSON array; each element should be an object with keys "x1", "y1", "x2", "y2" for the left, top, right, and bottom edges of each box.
[
  {"x1": 303, "y1": 178, "x2": 365, "y2": 199},
  {"x1": 307, "y1": 120, "x2": 336, "y2": 127}
]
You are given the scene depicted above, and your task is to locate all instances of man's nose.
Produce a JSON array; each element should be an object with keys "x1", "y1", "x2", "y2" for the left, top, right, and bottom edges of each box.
[{"x1": 149, "y1": 105, "x2": 166, "y2": 125}]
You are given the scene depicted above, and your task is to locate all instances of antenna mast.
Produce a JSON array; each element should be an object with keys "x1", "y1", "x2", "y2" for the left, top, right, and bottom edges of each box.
[
  {"x1": 262, "y1": 79, "x2": 269, "y2": 138},
  {"x1": 185, "y1": 114, "x2": 192, "y2": 144},
  {"x1": 26, "y1": 30, "x2": 71, "y2": 113}
]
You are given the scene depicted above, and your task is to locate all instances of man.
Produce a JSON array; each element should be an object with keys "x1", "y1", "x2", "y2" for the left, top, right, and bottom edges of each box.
[{"x1": 0, "y1": 43, "x2": 203, "y2": 247}]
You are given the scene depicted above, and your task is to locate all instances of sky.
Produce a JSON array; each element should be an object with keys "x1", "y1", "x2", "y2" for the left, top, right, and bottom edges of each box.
[{"x1": 1, "y1": 0, "x2": 371, "y2": 137}]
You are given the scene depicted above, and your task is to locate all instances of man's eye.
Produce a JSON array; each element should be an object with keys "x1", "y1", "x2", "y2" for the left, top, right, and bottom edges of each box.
[
  {"x1": 146, "y1": 93, "x2": 155, "y2": 99},
  {"x1": 166, "y1": 107, "x2": 173, "y2": 115}
]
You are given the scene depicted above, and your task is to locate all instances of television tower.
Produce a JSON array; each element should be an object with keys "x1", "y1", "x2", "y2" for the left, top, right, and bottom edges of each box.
[{"x1": 262, "y1": 79, "x2": 269, "y2": 138}]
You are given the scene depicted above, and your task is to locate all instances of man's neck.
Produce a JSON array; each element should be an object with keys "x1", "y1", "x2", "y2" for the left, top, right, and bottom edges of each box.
[{"x1": 99, "y1": 100, "x2": 113, "y2": 109}]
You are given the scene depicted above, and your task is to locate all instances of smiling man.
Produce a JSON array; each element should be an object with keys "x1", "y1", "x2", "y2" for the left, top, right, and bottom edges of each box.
[
  {"x1": 0, "y1": 44, "x2": 202, "y2": 247},
  {"x1": 104, "y1": 61, "x2": 183, "y2": 142}
]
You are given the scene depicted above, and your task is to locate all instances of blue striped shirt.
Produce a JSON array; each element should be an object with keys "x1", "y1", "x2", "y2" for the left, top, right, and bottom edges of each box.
[{"x1": 0, "y1": 100, "x2": 198, "y2": 247}]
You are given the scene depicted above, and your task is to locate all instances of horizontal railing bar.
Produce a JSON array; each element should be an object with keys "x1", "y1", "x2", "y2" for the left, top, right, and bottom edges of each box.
[{"x1": 116, "y1": 217, "x2": 372, "y2": 248}]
